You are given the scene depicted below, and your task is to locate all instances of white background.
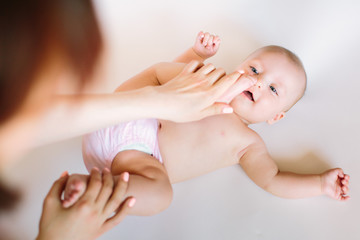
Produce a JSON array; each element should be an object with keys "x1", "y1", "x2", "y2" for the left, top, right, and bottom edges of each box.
[{"x1": 1, "y1": 0, "x2": 360, "y2": 239}]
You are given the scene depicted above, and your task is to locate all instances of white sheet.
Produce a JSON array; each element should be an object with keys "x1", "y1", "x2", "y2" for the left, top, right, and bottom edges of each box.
[{"x1": 1, "y1": 0, "x2": 359, "y2": 239}]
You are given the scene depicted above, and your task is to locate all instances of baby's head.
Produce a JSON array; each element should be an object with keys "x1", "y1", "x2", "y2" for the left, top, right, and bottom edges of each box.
[{"x1": 230, "y1": 45, "x2": 307, "y2": 125}]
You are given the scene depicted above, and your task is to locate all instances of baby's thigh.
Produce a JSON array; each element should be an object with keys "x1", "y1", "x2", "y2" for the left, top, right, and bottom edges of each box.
[
  {"x1": 111, "y1": 150, "x2": 172, "y2": 215},
  {"x1": 111, "y1": 150, "x2": 168, "y2": 180}
]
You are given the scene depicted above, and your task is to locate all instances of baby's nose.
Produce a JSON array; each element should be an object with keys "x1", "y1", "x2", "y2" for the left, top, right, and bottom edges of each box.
[
  {"x1": 247, "y1": 75, "x2": 257, "y2": 86},
  {"x1": 255, "y1": 79, "x2": 263, "y2": 88}
]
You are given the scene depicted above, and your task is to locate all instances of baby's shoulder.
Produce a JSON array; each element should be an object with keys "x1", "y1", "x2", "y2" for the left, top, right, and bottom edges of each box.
[
  {"x1": 207, "y1": 114, "x2": 265, "y2": 145},
  {"x1": 235, "y1": 124, "x2": 264, "y2": 146}
]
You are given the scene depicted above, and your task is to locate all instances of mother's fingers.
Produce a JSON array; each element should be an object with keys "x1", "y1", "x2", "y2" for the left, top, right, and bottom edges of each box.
[
  {"x1": 95, "y1": 168, "x2": 114, "y2": 204},
  {"x1": 102, "y1": 197, "x2": 135, "y2": 234},
  {"x1": 196, "y1": 63, "x2": 216, "y2": 75},
  {"x1": 197, "y1": 102, "x2": 233, "y2": 120},
  {"x1": 208, "y1": 71, "x2": 242, "y2": 101},
  {"x1": 82, "y1": 168, "x2": 102, "y2": 202},
  {"x1": 181, "y1": 60, "x2": 204, "y2": 75},
  {"x1": 44, "y1": 171, "x2": 69, "y2": 206},
  {"x1": 206, "y1": 67, "x2": 226, "y2": 85},
  {"x1": 103, "y1": 172, "x2": 130, "y2": 215}
]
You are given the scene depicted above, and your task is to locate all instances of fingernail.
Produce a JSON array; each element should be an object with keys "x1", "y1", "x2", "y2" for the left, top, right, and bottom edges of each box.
[
  {"x1": 223, "y1": 107, "x2": 233, "y2": 114},
  {"x1": 93, "y1": 167, "x2": 99, "y2": 172},
  {"x1": 103, "y1": 168, "x2": 110, "y2": 173},
  {"x1": 123, "y1": 172, "x2": 129, "y2": 182},
  {"x1": 129, "y1": 198, "x2": 136, "y2": 207},
  {"x1": 237, "y1": 70, "x2": 245, "y2": 74},
  {"x1": 60, "y1": 171, "x2": 68, "y2": 178}
]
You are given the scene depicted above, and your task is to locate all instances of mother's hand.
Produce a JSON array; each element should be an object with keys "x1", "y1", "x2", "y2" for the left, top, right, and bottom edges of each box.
[
  {"x1": 154, "y1": 60, "x2": 242, "y2": 122},
  {"x1": 37, "y1": 168, "x2": 135, "y2": 240}
]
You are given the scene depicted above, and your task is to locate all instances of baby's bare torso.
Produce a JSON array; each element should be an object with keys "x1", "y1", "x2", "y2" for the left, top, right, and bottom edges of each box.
[{"x1": 158, "y1": 114, "x2": 258, "y2": 183}]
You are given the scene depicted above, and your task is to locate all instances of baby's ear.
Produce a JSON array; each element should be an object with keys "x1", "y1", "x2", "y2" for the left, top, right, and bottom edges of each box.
[{"x1": 267, "y1": 112, "x2": 285, "y2": 125}]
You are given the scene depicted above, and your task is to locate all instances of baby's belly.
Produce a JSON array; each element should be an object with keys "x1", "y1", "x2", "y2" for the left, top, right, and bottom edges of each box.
[{"x1": 157, "y1": 119, "x2": 241, "y2": 183}]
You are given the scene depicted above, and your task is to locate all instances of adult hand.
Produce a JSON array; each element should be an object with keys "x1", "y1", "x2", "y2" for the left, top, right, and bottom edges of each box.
[
  {"x1": 36, "y1": 168, "x2": 135, "y2": 240},
  {"x1": 153, "y1": 60, "x2": 242, "y2": 122}
]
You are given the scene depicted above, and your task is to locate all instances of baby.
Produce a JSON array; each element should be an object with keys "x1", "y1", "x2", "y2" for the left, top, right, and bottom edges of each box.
[{"x1": 63, "y1": 32, "x2": 350, "y2": 216}]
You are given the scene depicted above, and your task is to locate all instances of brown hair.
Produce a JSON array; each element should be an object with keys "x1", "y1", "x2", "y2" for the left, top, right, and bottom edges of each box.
[
  {"x1": 0, "y1": 0, "x2": 103, "y2": 210},
  {"x1": 0, "y1": 0, "x2": 103, "y2": 123},
  {"x1": 0, "y1": 180, "x2": 20, "y2": 211}
]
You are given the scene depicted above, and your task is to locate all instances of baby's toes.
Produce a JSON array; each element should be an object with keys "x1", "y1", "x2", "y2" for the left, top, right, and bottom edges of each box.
[
  {"x1": 72, "y1": 179, "x2": 86, "y2": 191},
  {"x1": 63, "y1": 180, "x2": 86, "y2": 208},
  {"x1": 63, "y1": 189, "x2": 81, "y2": 208}
]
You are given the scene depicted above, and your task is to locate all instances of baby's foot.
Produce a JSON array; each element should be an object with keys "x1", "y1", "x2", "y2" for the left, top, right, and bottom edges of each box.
[{"x1": 63, "y1": 174, "x2": 88, "y2": 208}]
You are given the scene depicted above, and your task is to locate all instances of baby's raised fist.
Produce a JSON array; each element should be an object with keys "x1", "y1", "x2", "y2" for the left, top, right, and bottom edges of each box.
[
  {"x1": 321, "y1": 168, "x2": 350, "y2": 201},
  {"x1": 193, "y1": 31, "x2": 221, "y2": 59}
]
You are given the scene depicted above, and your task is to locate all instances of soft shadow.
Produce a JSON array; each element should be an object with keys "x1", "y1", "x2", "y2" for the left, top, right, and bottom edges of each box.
[{"x1": 274, "y1": 150, "x2": 332, "y2": 174}]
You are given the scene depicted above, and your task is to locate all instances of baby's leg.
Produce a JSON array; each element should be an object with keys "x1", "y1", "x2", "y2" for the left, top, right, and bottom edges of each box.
[
  {"x1": 111, "y1": 150, "x2": 172, "y2": 216},
  {"x1": 62, "y1": 174, "x2": 88, "y2": 208}
]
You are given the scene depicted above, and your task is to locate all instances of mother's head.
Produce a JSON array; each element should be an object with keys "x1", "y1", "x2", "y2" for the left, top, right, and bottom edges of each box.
[
  {"x1": 0, "y1": 0, "x2": 103, "y2": 124},
  {"x1": 0, "y1": 0, "x2": 103, "y2": 210}
]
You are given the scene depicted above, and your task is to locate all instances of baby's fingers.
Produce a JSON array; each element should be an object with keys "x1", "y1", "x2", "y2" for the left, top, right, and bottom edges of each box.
[
  {"x1": 197, "y1": 31, "x2": 204, "y2": 43},
  {"x1": 213, "y1": 36, "x2": 221, "y2": 50},
  {"x1": 341, "y1": 177, "x2": 349, "y2": 186},
  {"x1": 343, "y1": 174, "x2": 350, "y2": 182},
  {"x1": 206, "y1": 35, "x2": 214, "y2": 49},
  {"x1": 339, "y1": 195, "x2": 350, "y2": 201},
  {"x1": 341, "y1": 185, "x2": 349, "y2": 195},
  {"x1": 334, "y1": 168, "x2": 344, "y2": 178},
  {"x1": 213, "y1": 36, "x2": 221, "y2": 45},
  {"x1": 202, "y1": 32, "x2": 210, "y2": 46}
]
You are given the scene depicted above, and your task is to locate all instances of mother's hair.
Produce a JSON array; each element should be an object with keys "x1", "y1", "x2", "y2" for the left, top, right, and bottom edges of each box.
[
  {"x1": 0, "y1": 0, "x2": 103, "y2": 124},
  {"x1": 0, "y1": 0, "x2": 103, "y2": 210}
]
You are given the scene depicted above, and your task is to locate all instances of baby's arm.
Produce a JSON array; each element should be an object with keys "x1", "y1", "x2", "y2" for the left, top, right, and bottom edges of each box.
[
  {"x1": 173, "y1": 31, "x2": 221, "y2": 63},
  {"x1": 240, "y1": 140, "x2": 350, "y2": 201}
]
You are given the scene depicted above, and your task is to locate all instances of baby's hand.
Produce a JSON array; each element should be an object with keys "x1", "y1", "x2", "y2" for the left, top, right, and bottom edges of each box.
[
  {"x1": 321, "y1": 168, "x2": 350, "y2": 201},
  {"x1": 193, "y1": 31, "x2": 221, "y2": 60}
]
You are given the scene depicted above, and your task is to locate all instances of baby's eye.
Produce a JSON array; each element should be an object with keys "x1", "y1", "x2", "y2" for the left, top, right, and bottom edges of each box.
[
  {"x1": 270, "y1": 85, "x2": 278, "y2": 95},
  {"x1": 250, "y1": 66, "x2": 259, "y2": 75}
]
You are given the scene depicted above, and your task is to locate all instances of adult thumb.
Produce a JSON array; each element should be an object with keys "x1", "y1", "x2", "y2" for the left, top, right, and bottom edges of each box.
[{"x1": 200, "y1": 103, "x2": 233, "y2": 119}]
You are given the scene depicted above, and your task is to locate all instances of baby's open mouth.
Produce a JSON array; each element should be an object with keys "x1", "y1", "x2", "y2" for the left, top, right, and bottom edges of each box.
[{"x1": 243, "y1": 91, "x2": 254, "y2": 102}]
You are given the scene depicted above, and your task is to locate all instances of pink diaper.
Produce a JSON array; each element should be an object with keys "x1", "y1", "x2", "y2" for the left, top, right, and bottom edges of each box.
[{"x1": 82, "y1": 119, "x2": 163, "y2": 172}]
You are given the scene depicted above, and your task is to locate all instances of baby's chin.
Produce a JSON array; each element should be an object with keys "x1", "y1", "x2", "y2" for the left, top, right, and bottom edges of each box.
[{"x1": 231, "y1": 105, "x2": 270, "y2": 125}]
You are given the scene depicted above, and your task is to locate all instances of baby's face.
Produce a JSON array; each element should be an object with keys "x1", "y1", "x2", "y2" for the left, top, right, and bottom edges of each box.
[{"x1": 230, "y1": 49, "x2": 306, "y2": 124}]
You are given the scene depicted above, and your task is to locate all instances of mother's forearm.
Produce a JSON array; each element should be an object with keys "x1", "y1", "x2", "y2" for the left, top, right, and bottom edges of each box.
[{"x1": 34, "y1": 89, "x2": 159, "y2": 146}]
